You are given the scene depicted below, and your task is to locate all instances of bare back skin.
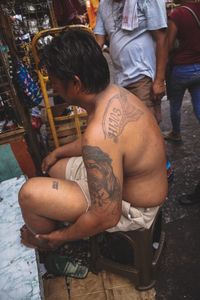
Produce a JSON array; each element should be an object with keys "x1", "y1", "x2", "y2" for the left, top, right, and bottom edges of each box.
[{"x1": 85, "y1": 84, "x2": 168, "y2": 208}]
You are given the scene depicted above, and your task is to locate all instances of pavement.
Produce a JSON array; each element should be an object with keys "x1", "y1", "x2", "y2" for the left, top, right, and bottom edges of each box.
[{"x1": 157, "y1": 93, "x2": 200, "y2": 300}]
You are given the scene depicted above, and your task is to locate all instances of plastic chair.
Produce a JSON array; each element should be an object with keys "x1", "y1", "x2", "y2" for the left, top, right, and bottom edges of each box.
[{"x1": 90, "y1": 208, "x2": 165, "y2": 291}]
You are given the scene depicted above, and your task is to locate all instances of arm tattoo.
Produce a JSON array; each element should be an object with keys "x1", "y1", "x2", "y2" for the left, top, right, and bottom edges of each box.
[
  {"x1": 82, "y1": 145, "x2": 121, "y2": 214},
  {"x1": 102, "y1": 89, "x2": 144, "y2": 143},
  {"x1": 52, "y1": 181, "x2": 59, "y2": 190}
]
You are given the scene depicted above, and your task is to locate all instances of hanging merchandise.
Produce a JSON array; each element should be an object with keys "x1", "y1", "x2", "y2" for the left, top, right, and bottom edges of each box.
[
  {"x1": 1, "y1": 0, "x2": 54, "y2": 73},
  {"x1": 0, "y1": 35, "x2": 21, "y2": 131},
  {"x1": 16, "y1": 61, "x2": 43, "y2": 107},
  {"x1": 31, "y1": 106, "x2": 42, "y2": 130}
]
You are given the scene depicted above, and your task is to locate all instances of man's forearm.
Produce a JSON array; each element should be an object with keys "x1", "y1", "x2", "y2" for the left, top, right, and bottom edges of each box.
[
  {"x1": 54, "y1": 137, "x2": 82, "y2": 159},
  {"x1": 36, "y1": 210, "x2": 116, "y2": 249},
  {"x1": 60, "y1": 211, "x2": 116, "y2": 242}
]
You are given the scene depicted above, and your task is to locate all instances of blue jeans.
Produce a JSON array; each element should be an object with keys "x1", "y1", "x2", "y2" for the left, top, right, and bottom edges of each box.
[{"x1": 167, "y1": 64, "x2": 200, "y2": 134}]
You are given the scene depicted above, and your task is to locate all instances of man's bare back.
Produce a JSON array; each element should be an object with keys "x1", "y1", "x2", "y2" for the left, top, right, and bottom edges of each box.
[{"x1": 85, "y1": 85, "x2": 168, "y2": 208}]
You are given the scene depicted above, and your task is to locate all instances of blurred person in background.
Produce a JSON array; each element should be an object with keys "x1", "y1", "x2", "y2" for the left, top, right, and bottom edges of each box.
[
  {"x1": 94, "y1": 0, "x2": 168, "y2": 124},
  {"x1": 164, "y1": 0, "x2": 200, "y2": 142}
]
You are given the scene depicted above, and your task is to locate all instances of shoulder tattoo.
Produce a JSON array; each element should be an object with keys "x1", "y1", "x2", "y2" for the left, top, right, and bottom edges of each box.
[
  {"x1": 102, "y1": 89, "x2": 144, "y2": 143},
  {"x1": 82, "y1": 145, "x2": 121, "y2": 214}
]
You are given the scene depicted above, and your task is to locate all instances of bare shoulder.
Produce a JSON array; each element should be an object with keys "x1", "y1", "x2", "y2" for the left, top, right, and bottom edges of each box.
[
  {"x1": 83, "y1": 85, "x2": 150, "y2": 147},
  {"x1": 99, "y1": 85, "x2": 145, "y2": 143}
]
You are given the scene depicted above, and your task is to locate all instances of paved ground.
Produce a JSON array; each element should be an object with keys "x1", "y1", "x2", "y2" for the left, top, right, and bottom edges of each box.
[{"x1": 157, "y1": 93, "x2": 200, "y2": 300}]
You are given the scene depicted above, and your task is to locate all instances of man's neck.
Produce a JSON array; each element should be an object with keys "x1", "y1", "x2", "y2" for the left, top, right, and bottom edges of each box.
[
  {"x1": 75, "y1": 92, "x2": 98, "y2": 115},
  {"x1": 80, "y1": 85, "x2": 110, "y2": 116}
]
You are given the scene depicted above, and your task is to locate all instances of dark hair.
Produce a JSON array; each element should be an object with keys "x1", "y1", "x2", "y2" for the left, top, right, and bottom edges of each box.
[{"x1": 41, "y1": 28, "x2": 110, "y2": 93}]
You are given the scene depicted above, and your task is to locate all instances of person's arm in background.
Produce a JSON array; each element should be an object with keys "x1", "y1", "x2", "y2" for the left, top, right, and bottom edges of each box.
[
  {"x1": 95, "y1": 34, "x2": 106, "y2": 48},
  {"x1": 93, "y1": 0, "x2": 107, "y2": 49},
  {"x1": 167, "y1": 20, "x2": 178, "y2": 52},
  {"x1": 150, "y1": 28, "x2": 168, "y2": 101},
  {"x1": 144, "y1": 0, "x2": 168, "y2": 101}
]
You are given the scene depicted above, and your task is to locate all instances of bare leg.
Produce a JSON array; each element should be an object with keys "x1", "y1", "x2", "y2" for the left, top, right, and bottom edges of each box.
[{"x1": 18, "y1": 176, "x2": 87, "y2": 248}]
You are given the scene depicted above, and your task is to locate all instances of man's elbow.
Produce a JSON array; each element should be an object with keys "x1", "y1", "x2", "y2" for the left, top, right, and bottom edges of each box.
[
  {"x1": 100, "y1": 214, "x2": 121, "y2": 231},
  {"x1": 89, "y1": 208, "x2": 121, "y2": 233}
]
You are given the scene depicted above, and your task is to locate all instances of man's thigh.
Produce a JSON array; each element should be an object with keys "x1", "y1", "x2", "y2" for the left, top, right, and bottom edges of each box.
[{"x1": 20, "y1": 177, "x2": 88, "y2": 222}]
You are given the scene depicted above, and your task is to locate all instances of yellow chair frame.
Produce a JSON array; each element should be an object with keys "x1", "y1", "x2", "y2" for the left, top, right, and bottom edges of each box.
[{"x1": 31, "y1": 25, "x2": 91, "y2": 148}]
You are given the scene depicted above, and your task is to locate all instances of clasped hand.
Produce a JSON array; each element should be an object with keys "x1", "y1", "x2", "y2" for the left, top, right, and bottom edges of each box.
[
  {"x1": 41, "y1": 151, "x2": 58, "y2": 174},
  {"x1": 36, "y1": 227, "x2": 68, "y2": 250},
  {"x1": 152, "y1": 80, "x2": 165, "y2": 102}
]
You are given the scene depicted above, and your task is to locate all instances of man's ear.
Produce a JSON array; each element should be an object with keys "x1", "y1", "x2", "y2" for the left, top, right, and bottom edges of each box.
[{"x1": 73, "y1": 75, "x2": 83, "y2": 94}]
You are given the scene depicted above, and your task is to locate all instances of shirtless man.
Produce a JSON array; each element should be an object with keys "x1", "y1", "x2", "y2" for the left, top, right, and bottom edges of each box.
[{"x1": 19, "y1": 28, "x2": 168, "y2": 250}]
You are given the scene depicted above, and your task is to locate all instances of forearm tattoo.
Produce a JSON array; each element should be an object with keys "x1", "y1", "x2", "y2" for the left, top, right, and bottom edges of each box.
[
  {"x1": 52, "y1": 181, "x2": 59, "y2": 190},
  {"x1": 102, "y1": 89, "x2": 144, "y2": 143},
  {"x1": 82, "y1": 145, "x2": 121, "y2": 214}
]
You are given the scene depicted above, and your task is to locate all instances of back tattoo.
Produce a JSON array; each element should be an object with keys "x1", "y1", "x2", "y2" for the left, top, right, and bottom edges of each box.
[{"x1": 102, "y1": 89, "x2": 144, "y2": 143}]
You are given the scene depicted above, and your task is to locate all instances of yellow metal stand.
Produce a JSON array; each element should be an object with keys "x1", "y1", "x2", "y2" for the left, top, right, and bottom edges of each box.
[{"x1": 31, "y1": 25, "x2": 91, "y2": 148}]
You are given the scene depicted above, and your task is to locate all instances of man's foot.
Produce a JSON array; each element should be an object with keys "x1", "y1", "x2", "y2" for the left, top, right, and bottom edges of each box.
[
  {"x1": 20, "y1": 225, "x2": 52, "y2": 251},
  {"x1": 163, "y1": 131, "x2": 182, "y2": 142}
]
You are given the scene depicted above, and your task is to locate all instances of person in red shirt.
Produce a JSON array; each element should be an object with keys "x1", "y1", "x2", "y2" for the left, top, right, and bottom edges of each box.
[{"x1": 164, "y1": 0, "x2": 200, "y2": 142}]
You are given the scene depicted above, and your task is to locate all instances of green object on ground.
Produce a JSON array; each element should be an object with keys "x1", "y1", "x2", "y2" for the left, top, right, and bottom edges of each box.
[
  {"x1": 44, "y1": 252, "x2": 89, "y2": 279},
  {"x1": 0, "y1": 144, "x2": 23, "y2": 181}
]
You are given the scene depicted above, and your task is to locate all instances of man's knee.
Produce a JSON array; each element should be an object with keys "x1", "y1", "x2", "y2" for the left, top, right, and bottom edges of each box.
[{"x1": 18, "y1": 178, "x2": 36, "y2": 209}]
